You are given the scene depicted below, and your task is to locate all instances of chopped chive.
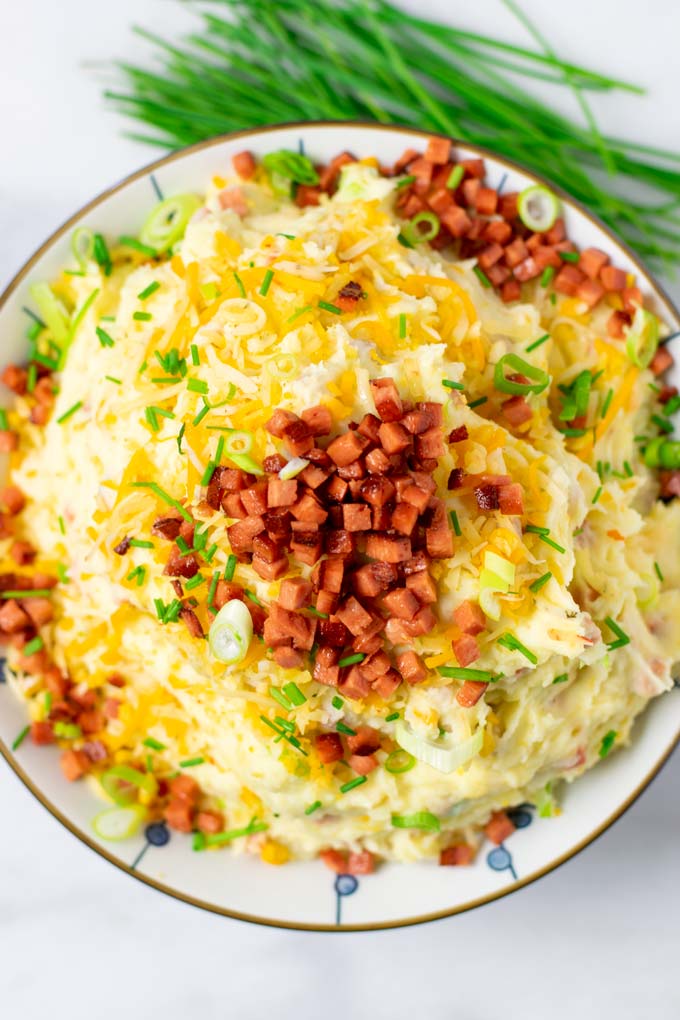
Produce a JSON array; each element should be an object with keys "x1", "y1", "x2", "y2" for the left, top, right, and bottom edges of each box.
[
  {"x1": 385, "y1": 711, "x2": 400, "y2": 722},
  {"x1": 201, "y1": 461, "x2": 216, "y2": 486},
  {"x1": 338, "y1": 653, "x2": 365, "y2": 668},
  {"x1": 0, "y1": 409, "x2": 8, "y2": 430},
  {"x1": 318, "y1": 299, "x2": 342, "y2": 315},
  {"x1": 305, "y1": 800, "x2": 322, "y2": 815},
  {"x1": 133, "y1": 311, "x2": 153, "y2": 322},
  {"x1": 126, "y1": 565, "x2": 146, "y2": 586},
  {"x1": 525, "y1": 524, "x2": 566, "y2": 554},
  {"x1": 259, "y1": 269, "x2": 274, "y2": 296},
  {"x1": 58, "y1": 515, "x2": 66, "y2": 535},
  {"x1": 442, "y1": 378, "x2": 465, "y2": 390},
  {"x1": 204, "y1": 543, "x2": 218, "y2": 563},
  {"x1": 599, "y1": 730, "x2": 617, "y2": 758},
  {"x1": 151, "y1": 377, "x2": 181, "y2": 385},
  {"x1": 93, "y1": 233, "x2": 112, "y2": 275},
  {"x1": 654, "y1": 561, "x2": 664, "y2": 582},
  {"x1": 145, "y1": 406, "x2": 160, "y2": 431},
  {"x1": 119, "y1": 235, "x2": 157, "y2": 257},
  {"x1": 26, "y1": 363, "x2": 37, "y2": 393},
  {"x1": 131, "y1": 481, "x2": 193, "y2": 521},
  {"x1": 193, "y1": 400, "x2": 211, "y2": 426},
  {"x1": 143, "y1": 737, "x2": 166, "y2": 751},
  {"x1": 526, "y1": 332, "x2": 550, "y2": 352},
  {"x1": 336, "y1": 721, "x2": 356, "y2": 735},
  {"x1": 176, "y1": 535, "x2": 191, "y2": 555},
  {"x1": 525, "y1": 524, "x2": 550, "y2": 535},
  {"x1": 529, "y1": 571, "x2": 552, "y2": 593},
  {"x1": 190, "y1": 344, "x2": 200, "y2": 366},
  {"x1": 270, "y1": 686, "x2": 293, "y2": 711},
  {"x1": 446, "y1": 165, "x2": 464, "y2": 190},
  {"x1": 306, "y1": 606, "x2": 329, "y2": 619},
  {"x1": 233, "y1": 272, "x2": 246, "y2": 297},
  {"x1": 276, "y1": 232, "x2": 296, "y2": 239},
  {"x1": 129, "y1": 538, "x2": 154, "y2": 550},
  {"x1": 138, "y1": 360, "x2": 148, "y2": 375},
  {"x1": 23, "y1": 636, "x2": 44, "y2": 656},
  {"x1": 214, "y1": 435, "x2": 225, "y2": 465},
  {"x1": 56, "y1": 401, "x2": 82, "y2": 424},
  {"x1": 651, "y1": 414, "x2": 674, "y2": 434},
  {"x1": 146, "y1": 754, "x2": 153, "y2": 771},
  {"x1": 662, "y1": 394, "x2": 680, "y2": 416},
  {"x1": 340, "y1": 776, "x2": 367, "y2": 794},
  {"x1": 105, "y1": 375, "x2": 122, "y2": 385},
  {"x1": 438, "y1": 666, "x2": 498, "y2": 682},
  {"x1": 558, "y1": 250, "x2": 580, "y2": 263},
  {"x1": 396, "y1": 174, "x2": 417, "y2": 189},
  {"x1": 11, "y1": 725, "x2": 30, "y2": 751},
  {"x1": 398, "y1": 312, "x2": 407, "y2": 339},
  {"x1": 467, "y1": 396, "x2": 488, "y2": 410},
  {"x1": 1, "y1": 588, "x2": 53, "y2": 599},
  {"x1": 207, "y1": 570, "x2": 220, "y2": 610},
  {"x1": 176, "y1": 423, "x2": 185, "y2": 454},
  {"x1": 187, "y1": 378, "x2": 209, "y2": 395},
  {"x1": 552, "y1": 673, "x2": 569, "y2": 684},
  {"x1": 497, "y1": 632, "x2": 537, "y2": 664},
  {"x1": 603, "y1": 616, "x2": 630, "y2": 650},
  {"x1": 180, "y1": 756, "x2": 205, "y2": 767},
  {"x1": 275, "y1": 716, "x2": 296, "y2": 733},
  {"x1": 592, "y1": 485, "x2": 603, "y2": 505},
  {"x1": 184, "y1": 573, "x2": 205, "y2": 591},
  {"x1": 601, "y1": 389, "x2": 614, "y2": 418},
  {"x1": 450, "y1": 509, "x2": 462, "y2": 536},
  {"x1": 539, "y1": 266, "x2": 555, "y2": 288},
  {"x1": 473, "y1": 265, "x2": 491, "y2": 288},
  {"x1": 331, "y1": 695, "x2": 344, "y2": 710},
  {"x1": 287, "y1": 304, "x2": 313, "y2": 323},
  {"x1": 224, "y1": 554, "x2": 237, "y2": 581},
  {"x1": 244, "y1": 589, "x2": 263, "y2": 607},
  {"x1": 282, "y1": 682, "x2": 306, "y2": 706},
  {"x1": 138, "y1": 281, "x2": 160, "y2": 300}
]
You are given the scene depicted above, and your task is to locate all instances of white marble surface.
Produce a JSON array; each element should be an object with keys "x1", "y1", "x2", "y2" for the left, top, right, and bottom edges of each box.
[{"x1": 1, "y1": 2, "x2": 679, "y2": 1016}]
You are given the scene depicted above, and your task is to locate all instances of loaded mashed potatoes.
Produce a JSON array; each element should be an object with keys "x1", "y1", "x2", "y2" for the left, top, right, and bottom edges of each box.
[{"x1": 2, "y1": 138, "x2": 679, "y2": 871}]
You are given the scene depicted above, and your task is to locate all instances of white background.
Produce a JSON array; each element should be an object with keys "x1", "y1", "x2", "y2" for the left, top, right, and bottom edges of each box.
[{"x1": 1, "y1": 2, "x2": 679, "y2": 1017}]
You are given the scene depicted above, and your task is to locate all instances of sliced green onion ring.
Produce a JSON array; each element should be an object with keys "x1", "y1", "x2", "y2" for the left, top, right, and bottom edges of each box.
[
  {"x1": 395, "y1": 720, "x2": 484, "y2": 774},
  {"x1": 92, "y1": 805, "x2": 146, "y2": 842},
  {"x1": 225, "y1": 451, "x2": 264, "y2": 475},
  {"x1": 494, "y1": 353, "x2": 550, "y2": 395},
  {"x1": 391, "y1": 810, "x2": 440, "y2": 832},
  {"x1": 71, "y1": 227, "x2": 95, "y2": 269},
  {"x1": 139, "y1": 194, "x2": 201, "y2": 252},
  {"x1": 209, "y1": 599, "x2": 253, "y2": 665},
  {"x1": 100, "y1": 764, "x2": 158, "y2": 806},
  {"x1": 401, "y1": 211, "x2": 440, "y2": 246},
  {"x1": 224, "y1": 430, "x2": 254, "y2": 457},
  {"x1": 385, "y1": 749, "x2": 416, "y2": 774},
  {"x1": 279, "y1": 456, "x2": 309, "y2": 480},
  {"x1": 29, "y1": 282, "x2": 69, "y2": 345},
  {"x1": 625, "y1": 307, "x2": 660, "y2": 368},
  {"x1": 517, "y1": 184, "x2": 559, "y2": 232}
]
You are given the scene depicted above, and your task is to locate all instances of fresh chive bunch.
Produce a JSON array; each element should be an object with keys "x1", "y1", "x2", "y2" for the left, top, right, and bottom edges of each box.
[{"x1": 106, "y1": 0, "x2": 680, "y2": 267}]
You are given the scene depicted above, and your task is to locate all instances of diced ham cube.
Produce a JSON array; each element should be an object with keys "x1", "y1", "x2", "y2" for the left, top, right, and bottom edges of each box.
[
  {"x1": 484, "y1": 810, "x2": 516, "y2": 845},
  {"x1": 348, "y1": 753, "x2": 378, "y2": 775},
  {"x1": 372, "y1": 668, "x2": 401, "y2": 699},
  {"x1": 370, "y1": 378, "x2": 403, "y2": 422},
  {"x1": 405, "y1": 570, "x2": 437, "y2": 604},
  {"x1": 650, "y1": 346, "x2": 673, "y2": 376},
  {"x1": 347, "y1": 850, "x2": 375, "y2": 875},
  {"x1": 196, "y1": 810, "x2": 224, "y2": 834},
  {"x1": 378, "y1": 421, "x2": 411, "y2": 455},
  {"x1": 503, "y1": 237, "x2": 529, "y2": 268},
  {"x1": 365, "y1": 532, "x2": 412, "y2": 563},
  {"x1": 453, "y1": 600, "x2": 485, "y2": 635},
  {"x1": 501, "y1": 278, "x2": 522, "y2": 303},
  {"x1": 352, "y1": 562, "x2": 399, "y2": 598},
  {"x1": 475, "y1": 187, "x2": 498, "y2": 216},
  {"x1": 339, "y1": 666, "x2": 372, "y2": 700},
  {"x1": 0, "y1": 598, "x2": 31, "y2": 634},
  {"x1": 326, "y1": 431, "x2": 366, "y2": 467},
  {"x1": 579, "y1": 247, "x2": 609, "y2": 280},
  {"x1": 60, "y1": 749, "x2": 90, "y2": 781},
  {"x1": 401, "y1": 484, "x2": 430, "y2": 513},
  {"x1": 395, "y1": 650, "x2": 427, "y2": 684},
  {"x1": 456, "y1": 680, "x2": 488, "y2": 707},
  {"x1": 440, "y1": 205, "x2": 472, "y2": 238},
  {"x1": 268, "y1": 478, "x2": 298, "y2": 507},
  {"x1": 439, "y1": 844, "x2": 475, "y2": 866},
  {"x1": 502, "y1": 396, "x2": 532, "y2": 427},
  {"x1": 575, "y1": 278, "x2": 605, "y2": 309},
  {"x1": 232, "y1": 150, "x2": 256, "y2": 178},
  {"x1": 424, "y1": 136, "x2": 451, "y2": 164},
  {"x1": 265, "y1": 409, "x2": 300, "y2": 438},
  {"x1": 452, "y1": 634, "x2": 480, "y2": 667},
  {"x1": 360, "y1": 651, "x2": 391, "y2": 681},
  {"x1": 252, "y1": 555, "x2": 288, "y2": 581},
  {"x1": 498, "y1": 482, "x2": 525, "y2": 516},
  {"x1": 301, "y1": 405, "x2": 332, "y2": 436},
  {"x1": 391, "y1": 502, "x2": 419, "y2": 536},
  {"x1": 335, "y1": 596, "x2": 373, "y2": 636},
  {"x1": 342, "y1": 504, "x2": 372, "y2": 532},
  {"x1": 315, "y1": 732, "x2": 344, "y2": 763},
  {"x1": 382, "y1": 587, "x2": 420, "y2": 620},
  {"x1": 415, "y1": 427, "x2": 445, "y2": 460},
  {"x1": 292, "y1": 492, "x2": 328, "y2": 525},
  {"x1": 483, "y1": 220, "x2": 513, "y2": 245},
  {"x1": 600, "y1": 265, "x2": 627, "y2": 292},
  {"x1": 165, "y1": 799, "x2": 194, "y2": 833}
]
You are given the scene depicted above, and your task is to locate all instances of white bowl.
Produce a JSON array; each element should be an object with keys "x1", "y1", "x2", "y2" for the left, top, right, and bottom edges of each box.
[{"x1": 1, "y1": 122, "x2": 679, "y2": 931}]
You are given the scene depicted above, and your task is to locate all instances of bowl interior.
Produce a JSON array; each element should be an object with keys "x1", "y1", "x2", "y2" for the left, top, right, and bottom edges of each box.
[{"x1": 1, "y1": 122, "x2": 679, "y2": 931}]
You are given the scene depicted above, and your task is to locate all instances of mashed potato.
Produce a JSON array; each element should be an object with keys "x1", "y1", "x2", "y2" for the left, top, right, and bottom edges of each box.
[{"x1": 4, "y1": 154, "x2": 679, "y2": 864}]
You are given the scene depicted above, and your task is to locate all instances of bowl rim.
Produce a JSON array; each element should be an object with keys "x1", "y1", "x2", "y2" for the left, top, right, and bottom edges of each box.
[{"x1": 1, "y1": 119, "x2": 679, "y2": 933}]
